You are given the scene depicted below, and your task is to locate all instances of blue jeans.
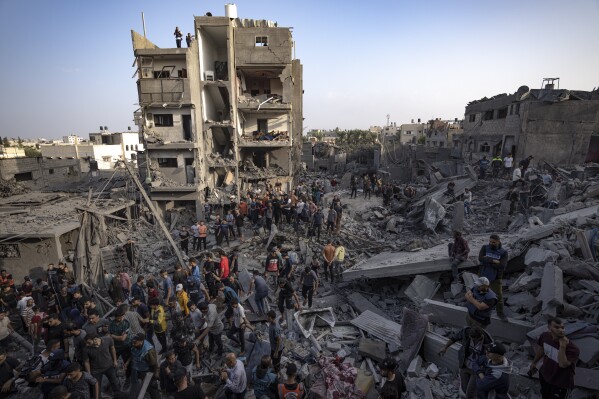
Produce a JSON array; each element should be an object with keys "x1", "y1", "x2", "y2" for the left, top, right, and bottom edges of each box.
[
  {"x1": 464, "y1": 201, "x2": 471, "y2": 215},
  {"x1": 255, "y1": 292, "x2": 268, "y2": 315}
]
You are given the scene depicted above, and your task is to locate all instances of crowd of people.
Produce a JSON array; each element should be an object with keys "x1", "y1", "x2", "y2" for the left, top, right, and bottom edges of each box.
[{"x1": 0, "y1": 178, "x2": 581, "y2": 399}]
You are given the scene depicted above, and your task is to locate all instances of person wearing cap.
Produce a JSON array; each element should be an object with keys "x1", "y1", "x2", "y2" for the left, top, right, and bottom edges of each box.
[
  {"x1": 130, "y1": 333, "x2": 159, "y2": 399},
  {"x1": 465, "y1": 277, "x2": 497, "y2": 328},
  {"x1": 528, "y1": 317, "x2": 580, "y2": 399},
  {"x1": 175, "y1": 284, "x2": 190, "y2": 317},
  {"x1": 378, "y1": 357, "x2": 406, "y2": 398},
  {"x1": 322, "y1": 240, "x2": 336, "y2": 283},
  {"x1": 439, "y1": 326, "x2": 493, "y2": 398},
  {"x1": 478, "y1": 234, "x2": 508, "y2": 320},
  {"x1": 448, "y1": 230, "x2": 470, "y2": 281},
  {"x1": 333, "y1": 240, "x2": 346, "y2": 283},
  {"x1": 277, "y1": 362, "x2": 305, "y2": 399},
  {"x1": 473, "y1": 342, "x2": 512, "y2": 399},
  {"x1": 196, "y1": 302, "x2": 224, "y2": 356},
  {"x1": 82, "y1": 333, "x2": 120, "y2": 395},
  {"x1": 220, "y1": 352, "x2": 247, "y2": 398}
]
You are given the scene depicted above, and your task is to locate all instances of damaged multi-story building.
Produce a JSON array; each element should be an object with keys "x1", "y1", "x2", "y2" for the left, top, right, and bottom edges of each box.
[
  {"x1": 457, "y1": 78, "x2": 599, "y2": 164},
  {"x1": 131, "y1": 4, "x2": 303, "y2": 218}
]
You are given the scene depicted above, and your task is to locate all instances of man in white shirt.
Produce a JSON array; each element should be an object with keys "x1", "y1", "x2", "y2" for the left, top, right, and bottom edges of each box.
[
  {"x1": 512, "y1": 166, "x2": 523, "y2": 187},
  {"x1": 226, "y1": 298, "x2": 252, "y2": 356},
  {"x1": 503, "y1": 153, "x2": 514, "y2": 179}
]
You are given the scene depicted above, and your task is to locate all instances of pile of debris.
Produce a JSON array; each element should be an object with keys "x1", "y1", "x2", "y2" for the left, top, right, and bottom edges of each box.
[{"x1": 0, "y1": 177, "x2": 29, "y2": 197}]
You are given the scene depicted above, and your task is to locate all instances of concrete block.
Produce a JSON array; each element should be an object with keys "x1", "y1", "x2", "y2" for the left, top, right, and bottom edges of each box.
[
  {"x1": 537, "y1": 263, "x2": 563, "y2": 316},
  {"x1": 571, "y1": 337, "x2": 599, "y2": 366},
  {"x1": 423, "y1": 299, "x2": 534, "y2": 343},
  {"x1": 575, "y1": 229, "x2": 593, "y2": 260},
  {"x1": 462, "y1": 272, "x2": 477, "y2": 289},
  {"x1": 498, "y1": 200, "x2": 511, "y2": 230},
  {"x1": 405, "y1": 275, "x2": 441, "y2": 305},
  {"x1": 509, "y1": 267, "x2": 543, "y2": 293},
  {"x1": 505, "y1": 291, "x2": 541, "y2": 311},
  {"x1": 358, "y1": 338, "x2": 386, "y2": 363},
  {"x1": 407, "y1": 355, "x2": 422, "y2": 377},
  {"x1": 326, "y1": 342, "x2": 342, "y2": 351},
  {"x1": 347, "y1": 292, "x2": 388, "y2": 318},
  {"x1": 425, "y1": 363, "x2": 439, "y2": 379},
  {"x1": 452, "y1": 201, "x2": 464, "y2": 232},
  {"x1": 524, "y1": 247, "x2": 559, "y2": 267}
]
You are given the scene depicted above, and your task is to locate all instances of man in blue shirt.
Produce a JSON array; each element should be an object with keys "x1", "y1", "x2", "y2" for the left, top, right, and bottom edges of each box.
[{"x1": 478, "y1": 234, "x2": 508, "y2": 320}]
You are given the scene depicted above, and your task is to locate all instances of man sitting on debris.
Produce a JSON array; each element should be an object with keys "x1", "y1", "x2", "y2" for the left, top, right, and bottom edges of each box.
[
  {"x1": 378, "y1": 357, "x2": 406, "y2": 399},
  {"x1": 528, "y1": 317, "x2": 580, "y2": 399},
  {"x1": 448, "y1": 230, "x2": 470, "y2": 282},
  {"x1": 474, "y1": 342, "x2": 512, "y2": 399},
  {"x1": 439, "y1": 326, "x2": 493, "y2": 398},
  {"x1": 478, "y1": 234, "x2": 508, "y2": 320},
  {"x1": 465, "y1": 277, "x2": 497, "y2": 329}
]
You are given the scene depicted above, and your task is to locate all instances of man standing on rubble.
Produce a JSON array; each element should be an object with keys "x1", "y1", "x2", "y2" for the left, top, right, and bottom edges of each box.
[
  {"x1": 333, "y1": 240, "x2": 345, "y2": 283},
  {"x1": 326, "y1": 206, "x2": 337, "y2": 236},
  {"x1": 512, "y1": 165, "x2": 523, "y2": 187},
  {"x1": 322, "y1": 240, "x2": 336, "y2": 283},
  {"x1": 191, "y1": 221, "x2": 200, "y2": 252},
  {"x1": 465, "y1": 277, "x2": 497, "y2": 328},
  {"x1": 528, "y1": 317, "x2": 580, "y2": 399},
  {"x1": 519, "y1": 155, "x2": 533, "y2": 174},
  {"x1": 439, "y1": 326, "x2": 493, "y2": 398},
  {"x1": 478, "y1": 234, "x2": 508, "y2": 320},
  {"x1": 448, "y1": 231, "x2": 470, "y2": 282},
  {"x1": 350, "y1": 175, "x2": 358, "y2": 199},
  {"x1": 491, "y1": 154, "x2": 503, "y2": 179},
  {"x1": 478, "y1": 156, "x2": 490, "y2": 179},
  {"x1": 179, "y1": 226, "x2": 190, "y2": 255},
  {"x1": 503, "y1": 153, "x2": 513, "y2": 179}
]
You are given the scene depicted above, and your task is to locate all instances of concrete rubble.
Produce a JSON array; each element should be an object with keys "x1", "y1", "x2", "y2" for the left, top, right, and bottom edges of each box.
[{"x1": 3, "y1": 160, "x2": 599, "y2": 398}]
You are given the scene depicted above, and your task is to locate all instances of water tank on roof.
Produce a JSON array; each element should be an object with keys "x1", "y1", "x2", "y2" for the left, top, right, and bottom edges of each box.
[{"x1": 225, "y1": 3, "x2": 237, "y2": 19}]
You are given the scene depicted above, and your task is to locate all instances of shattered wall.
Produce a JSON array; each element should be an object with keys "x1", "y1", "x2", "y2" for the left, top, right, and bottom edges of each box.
[
  {"x1": 0, "y1": 157, "x2": 81, "y2": 190},
  {"x1": 234, "y1": 28, "x2": 292, "y2": 66},
  {"x1": 519, "y1": 100, "x2": 599, "y2": 164}
]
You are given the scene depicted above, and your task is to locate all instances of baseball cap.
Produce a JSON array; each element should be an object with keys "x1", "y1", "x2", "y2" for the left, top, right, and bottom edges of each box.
[
  {"x1": 176, "y1": 284, "x2": 183, "y2": 292},
  {"x1": 474, "y1": 276, "x2": 490, "y2": 287},
  {"x1": 486, "y1": 342, "x2": 506, "y2": 355}
]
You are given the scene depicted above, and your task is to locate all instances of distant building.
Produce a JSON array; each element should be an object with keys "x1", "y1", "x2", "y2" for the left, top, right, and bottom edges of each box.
[
  {"x1": 399, "y1": 120, "x2": 426, "y2": 144},
  {"x1": 131, "y1": 4, "x2": 303, "y2": 218},
  {"x1": 425, "y1": 119, "x2": 463, "y2": 149},
  {"x1": 0, "y1": 147, "x2": 26, "y2": 158},
  {"x1": 63, "y1": 135, "x2": 81, "y2": 144},
  {"x1": 0, "y1": 156, "x2": 81, "y2": 189},
  {"x1": 459, "y1": 81, "x2": 599, "y2": 164},
  {"x1": 41, "y1": 131, "x2": 144, "y2": 172}
]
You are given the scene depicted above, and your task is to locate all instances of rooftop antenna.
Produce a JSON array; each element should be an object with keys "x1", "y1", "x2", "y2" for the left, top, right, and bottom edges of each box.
[{"x1": 141, "y1": 12, "x2": 147, "y2": 38}]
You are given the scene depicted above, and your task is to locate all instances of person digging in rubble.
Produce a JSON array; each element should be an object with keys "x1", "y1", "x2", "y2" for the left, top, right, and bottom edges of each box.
[
  {"x1": 465, "y1": 277, "x2": 497, "y2": 329},
  {"x1": 322, "y1": 240, "x2": 336, "y2": 283},
  {"x1": 473, "y1": 342, "x2": 512, "y2": 399},
  {"x1": 439, "y1": 326, "x2": 493, "y2": 399},
  {"x1": 528, "y1": 317, "x2": 580, "y2": 399},
  {"x1": 478, "y1": 234, "x2": 508, "y2": 320},
  {"x1": 377, "y1": 357, "x2": 406, "y2": 399},
  {"x1": 448, "y1": 230, "x2": 470, "y2": 282}
]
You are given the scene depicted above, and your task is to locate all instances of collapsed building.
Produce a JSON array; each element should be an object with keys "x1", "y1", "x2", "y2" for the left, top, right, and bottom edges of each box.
[{"x1": 131, "y1": 5, "x2": 303, "y2": 219}]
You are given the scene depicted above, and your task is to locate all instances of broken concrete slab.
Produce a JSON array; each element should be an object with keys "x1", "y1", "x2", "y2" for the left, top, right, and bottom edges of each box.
[
  {"x1": 398, "y1": 307, "x2": 429, "y2": 373},
  {"x1": 358, "y1": 338, "x2": 386, "y2": 363},
  {"x1": 462, "y1": 271, "x2": 477, "y2": 289},
  {"x1": 509, "y1": 267, "x2": 543, "y2": 292},
  {"x1": 524, "y1": 247, "x2": 559, "y2": 267},
  {"x1": 505, "y1": 291, "x2": 541, "y2": 312},
  {"x1": 350, "y1": 310, "x2": 402, "y2": 347},
  {"x1": 407, "y1": 355, "x2": 422, "y2": 377},
  {"x1": 537, "y1": 263, "x2": 563, "y2": 316},
  {"x1": 347, "y1": 292, "x2": 388, "y2": 318},
  {"x1": 423, "y1": 299, "x2": 534, "y2": 343},
  {"x1": 423, "y1": 197, "x2": 446, "y2": 231},
  {"x1": 571, "y1": 337, "x2": 599, "y2": 366},
  {"x1": 404, "y1": 275, "x2": 441, "y2": 305},
  {"x1": 343, "y1": 234, "x2": 519, "y2": 281},
  {"x1": 498, "y1": 200, "x2": 511, "y2": 230},
  {"x1": 452, "y1": 201, "x2": 464, "y2": 232},
  {"x1": 575, "y1": 229, "x2": 593, "y2": 260}
]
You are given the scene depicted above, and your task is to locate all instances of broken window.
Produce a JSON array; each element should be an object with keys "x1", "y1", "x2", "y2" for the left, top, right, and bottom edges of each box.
[
  {"x1": 497, "y1": 107, "x2": 508, "y2": 119},
  {"x1": 154, "y1": 114, "x2": 174, "y2": 127},
  {"x1": 49, "y1": 169, "x2": 55, "y2": 175},
  {"x1": 255, "y1": 36, "x2": 268, "y2": 47},
  {"x1": 483, "y1": 110, "x2": 494, "y2": 121},
  {"x1": 126, "y1": 145, "x2": 129, "y2": 151},
  {"x1": 469, "y1": 114, "x2": 476, "y2": 122},
  {"x1": 153, "y1": 70, "x2": 171, "y2": 79},
  {"x1": 480, "y1": 142, "x2": 490, "y2": 153},
  {"x1": 68, "y1": 166, "x2": 76, "y2": 175},
  {"x1": 14, "y1": 172, "x2": 33, "y2": 182},
  {"x1": 157, "y1": 158, "x2": 178, "y2": 167},
  {"x1": 257, "y1": 119, "x2": 268, "y2": 134}
]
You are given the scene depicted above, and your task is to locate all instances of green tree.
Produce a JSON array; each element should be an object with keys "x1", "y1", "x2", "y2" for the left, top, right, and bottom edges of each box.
[
  {"x1": 17, "y1": 136, "x2": 23, "y2": 146},
  {"x1": 417, "y1": 135, "x2": 426, "y2": 144},
  {"x1": 2, "y1": 137, "x2": 10, "y2": 147},
  {"x1": 24, "y1": 147, "x2": 42, "y2": 157}
]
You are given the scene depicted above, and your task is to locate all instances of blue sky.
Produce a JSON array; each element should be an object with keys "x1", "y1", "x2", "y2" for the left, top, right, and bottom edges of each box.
[{"x1": 0, "y1": 0, "x2": 598, "y2": 139}]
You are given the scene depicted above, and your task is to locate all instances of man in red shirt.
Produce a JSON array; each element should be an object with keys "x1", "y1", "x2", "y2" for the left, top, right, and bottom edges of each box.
[
  {"x1": 219, "y1": 254, "x2": 230, "y2": 280},
  {"x1": 529, "y1": 317, "x2": 580, "y2": 399}
]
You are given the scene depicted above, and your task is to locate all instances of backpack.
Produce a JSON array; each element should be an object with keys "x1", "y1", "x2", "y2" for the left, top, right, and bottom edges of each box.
[{"x1": 278, "y1": 383, "x2": 305, "y2": 399}]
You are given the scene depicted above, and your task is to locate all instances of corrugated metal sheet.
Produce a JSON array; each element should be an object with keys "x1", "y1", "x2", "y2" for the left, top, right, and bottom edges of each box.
[{"x1": 350, "y1": 310, "x2": 402, "y2": 347}]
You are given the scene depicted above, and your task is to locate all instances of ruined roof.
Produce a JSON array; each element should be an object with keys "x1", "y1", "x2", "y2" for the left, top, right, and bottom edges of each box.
[{"x1": 0, "y1": 194, "x2": 133, "y2": 237}]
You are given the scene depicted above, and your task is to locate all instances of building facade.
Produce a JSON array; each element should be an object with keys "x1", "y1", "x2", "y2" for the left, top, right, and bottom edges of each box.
[
  {"x1": 131, "y1": 6, "x2": 303, "y2": 218},
  {"x1": 0, "y1": 156, "x2": 81, "y2": 189},
  {"x1": 459, "y1": 83, "x2": 599, "y2": 165}
]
